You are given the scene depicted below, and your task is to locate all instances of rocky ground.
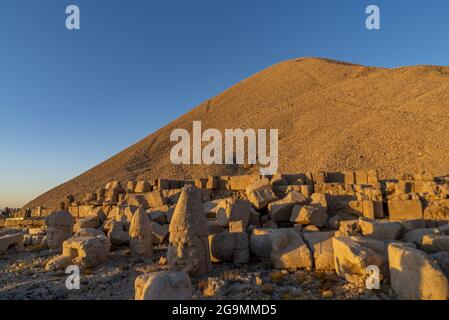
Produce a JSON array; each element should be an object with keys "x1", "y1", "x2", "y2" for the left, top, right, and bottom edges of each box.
[{"x1": 0, "y1": 244, "x2": 396, "y2": 300}]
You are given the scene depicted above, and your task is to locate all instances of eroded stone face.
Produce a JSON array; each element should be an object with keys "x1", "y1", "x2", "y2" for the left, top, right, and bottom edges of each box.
[
  {"x1": 129, "y1": 206, "x2": 153, "y2": 257},
  {"x1": 44, "y1": 211, "x2": 74, "y2": 250},
  {"x1": 168, "y1": 233, "x2": 210, "y2": 276},
  {"x1": 167, "y1": 185, "x2": 211, "y2": 277}
]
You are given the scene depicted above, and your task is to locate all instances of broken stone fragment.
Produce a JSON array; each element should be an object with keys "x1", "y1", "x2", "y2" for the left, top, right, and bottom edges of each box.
[
  {"x1": 45, "y1": 255, "x2": 72, "y2": 271},
  {"x1": 268, "y1": 191, "x2": 308, "y2": 222},
  {"x1": 229, "y1": 220, "x2": 245, "y2": 233},
  {"x1": 336, "y1": 219, "x2": 361, "y2": 237},
  {"x1": 303, "y1": 231, "x2": 336, "y2": 271},
  {"x1": 403, "y1": 228, "x2": 440, "y2": 245},
  {"x1": 145, "y1": 190, "x2": 167, "y2": 208},
  {"x1": 203, "y1": 199, "x2": 228, "y2": 218},
  {"x1": 245, "y1": 178, "x2": 278, "y2": 210},
  {"x1": 358, "y1": 217, "x2": 402, "y2": 240},
  {"x1": 167, "y1": 185, "x2": 211, "y2": 277},
  {"x1": 250, "y1": 228, "x2": 279, "y2": 258},
  {"x1": 290, "y1": 204, "x2": 328, "y2": 227},
  {"x1": 73, "y1": 215, "x2": 100, "y2": 233},
  {"x1": 208, "y1": 231, "x2": 249, "y2": 264},
  {"x1": 134, "y1": 271, "x2": 192, "y2": 300},
  {"x1": 271, "y1": 228, "x2": 312, "y2": 270},
  {"x1": 135, "y1": 181, "x2": 151, "y2": 193},
  {"x1": 0, "y1": 233, "x2": 24, "y2": 255},
  {"x1": 332, "y1": 236, "x2": 384, "y2": 284},
  {"x1": 107, "y1": 220, "x2": 130, "y2": 246},
  {"x1": 420, "y1": 234, "x2": 449, "y2": 253},
  {"x1": 150, "y1": 221, "x2": 168, "y2": 245},
  {"x1": 147, "y1": 206, "x2": 168, "y2": 224},
  {"x1": 125, "y1": 180, "x2": 136, "y2": 193},
  {"x1": 310, "y1": 193, "x2": 328, "y2": 209},
  {"x1": 388, "y1": 243, "x2": 449, "y2": 300},
  {"x1": 62, "y1": 233, "x2": 110, "y2": 268},
  {"x1": 216, "y1": 198, "x2": 251, "y2": 228}
]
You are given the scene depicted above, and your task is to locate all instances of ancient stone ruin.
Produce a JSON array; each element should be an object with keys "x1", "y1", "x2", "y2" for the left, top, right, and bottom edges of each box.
[{"x1": 1, "y1": 170, "x2": 449, "y2": 300}]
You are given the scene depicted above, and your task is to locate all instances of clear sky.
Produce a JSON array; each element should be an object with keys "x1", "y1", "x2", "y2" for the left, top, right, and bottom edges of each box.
[{"x1": 1, "y1": 0, "x2": 448, "y2": 208}]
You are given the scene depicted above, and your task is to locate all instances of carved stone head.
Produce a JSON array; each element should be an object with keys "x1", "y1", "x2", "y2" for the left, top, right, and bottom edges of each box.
[
  {"x1": 129, "y1": 206, "x2": 153, "y2": 257},
  {"x1": 45, "y1": 210, "x2": 74, "y2": 250}
]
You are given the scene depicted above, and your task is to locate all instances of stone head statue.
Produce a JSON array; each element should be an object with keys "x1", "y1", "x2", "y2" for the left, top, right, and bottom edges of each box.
[
  {"x1": 129, "y1": 206, "x2": 153, "y2": 257},
  {"x1": 45, "y1": 210, "x2": 74, "y2": 250},
  {"x1": 134, "y1": 271, "x2": 192, "y2": 300},
  {"x1": 167, "y1": 185, "x2": 211, "y2": 276}
]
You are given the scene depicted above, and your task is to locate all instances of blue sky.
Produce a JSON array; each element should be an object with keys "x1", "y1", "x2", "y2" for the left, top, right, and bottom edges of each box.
[{"x1": 0, "y1": 0, "x2": 448, "y2": 208}]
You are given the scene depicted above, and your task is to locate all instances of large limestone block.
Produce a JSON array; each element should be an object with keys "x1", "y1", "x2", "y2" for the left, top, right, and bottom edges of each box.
[
  {"x1": 73, "y1": 215, "x2": 100, "y2": 233},
  {"x1": 310, "y1": 193, "x2": 328, "y2": 209},
  {"x1": 388, "y1": 200, "x2": 423, "y2": 220},
  {"x1": 303, "y1": 231, "x2": 336, "y2": 270},
  {"x1": 124, "y1": 194, "x2": 148, "y2": 209},
  {"x1": 135, "y1": 181, "x2": 151, "y2": 193},
  {"x1": 216, "y1": 199, "x2": 251, "y2": 228},
  {"x1": 290, "y1": 204, "x2": 328, "y2": 227},
  {"x1": 333, "y1": 236, "x2": 384, "y2": 283},
  {"x1": 208, "y1": 231, "x2": 249, "y2": 264},
  {"x1": 358, "y1": 217, "x2": 401, "y2": 240},
  {"x1": 203, "y1": 199, "x2": 229, "y2": 218},
  {"x1": 108, "y1": 220, "x2": 130, "y2": 246},
  {"x1": 361, "y1": 200, "x2": 384, "y2": 219},
  {"x1": 62, "y1": 234, "x2": 110, "y2": 268},
  {"x1": 245, "y1": 178, "x2": 278, "y2": 210},
  {"x1": 388, "y1": 243, "x2": 449, "y2": 300},
  {"x1": 135, "y1": 271, "x2": 192, "y2": 300},
  {"x1": 147, "y1": 205, "x2": 168, "y2": 224},
  {"x1": 268, "y1": 191, "x2": 308, "y2": 222},
  {"x1": 0, "y1": 233, "x2": 24, "y2": 255},
  {"x1": 151, "y1": 222, "x2": 169, "y2": 245},
  {"x1": 229, "y1": 175, "x2": 259, "y2": 191},
  {"x1": 168, "y1": 185, "x2": 211, "y2": 277},
  {"x1": 355, "y1": 170, "x2": 368, "y2": 185},
  {"x1": 367, "y1": 170, "x2": 379, "y2": 184},
  {"x1": 45, "y1": 255, "x2": 72, "y2": 271},
  {"x1": 144, "y1": 190, "x2": 167, "y2": 208},
  {"x1": 396, "y1": 219, "x2": 426, "y2": 233},
  {"x1": 250, "y1": 228, "x2": 280, "y2": 258},
  {"x1": 271, "y1": 228, "x2": 312, "y2": 269}
]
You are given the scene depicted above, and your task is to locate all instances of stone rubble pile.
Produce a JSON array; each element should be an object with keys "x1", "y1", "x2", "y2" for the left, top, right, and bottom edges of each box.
[{"x1": 1, "y1": 170, "x2": 449, "y2": 300}]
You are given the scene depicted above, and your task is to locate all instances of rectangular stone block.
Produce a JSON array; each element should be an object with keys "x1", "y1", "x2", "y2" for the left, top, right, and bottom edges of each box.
[
  {"x1": 388, "y1": 200, "x2": 423, "y2": 220},
  {"x1": 388, "y1": 243, "x2": 449, "y2": 300},
  {"x1": 344, "y1": 171, "x2": 355, "y2": 184},
  {"x1": 355, "y1": 171, "x2": 368, "y2": 185},
  {"x1": 229, "y1": 175, "x2": 259, "y2": 191}
]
